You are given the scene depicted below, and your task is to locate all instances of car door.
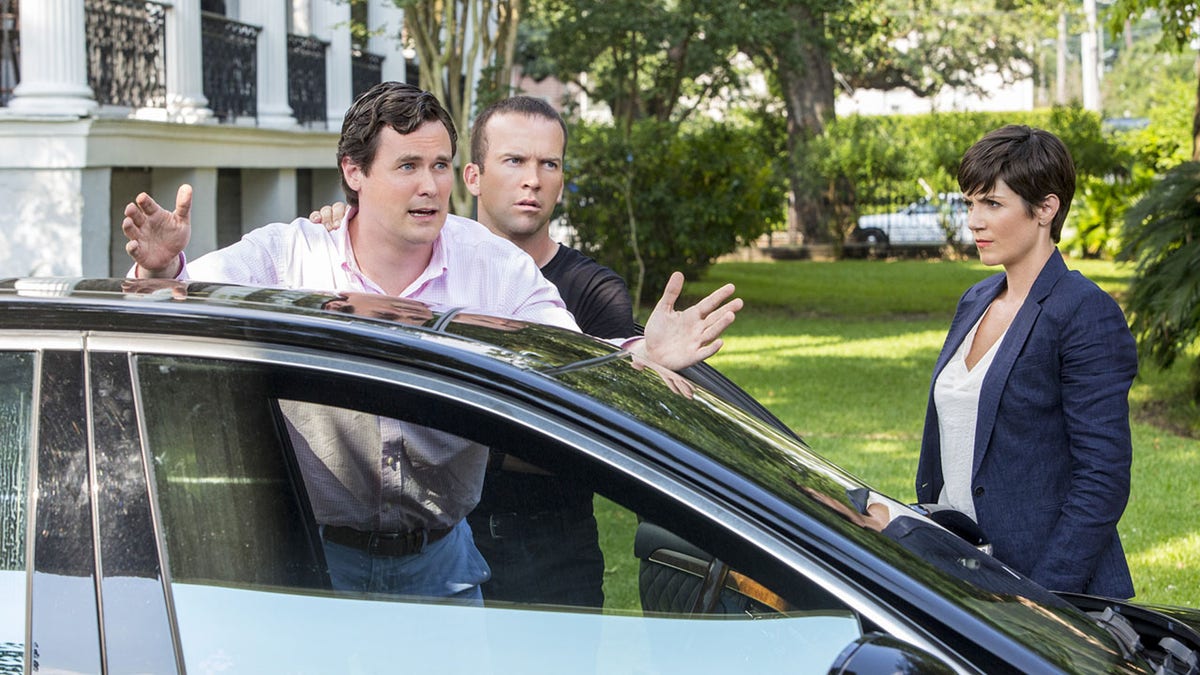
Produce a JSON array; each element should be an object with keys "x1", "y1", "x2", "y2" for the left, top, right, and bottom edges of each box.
[
  {"x1": 113, "y1": 331, "x2": 966, "y2": 674},
  {"x1": 3, "y1": 329, "x2": 963, "y2": 674}
]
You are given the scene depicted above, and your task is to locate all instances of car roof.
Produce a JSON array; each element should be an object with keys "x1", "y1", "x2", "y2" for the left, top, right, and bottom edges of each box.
[{"x1": 0, "y1": 277, "x2": 618, "y2": 374}]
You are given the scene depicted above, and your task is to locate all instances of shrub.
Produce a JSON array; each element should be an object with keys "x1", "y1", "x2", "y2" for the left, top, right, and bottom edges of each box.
[
  {"x1": 1120, "y1": 161, "x2": 1200, "y2": 401},
  {"x1": 814, "y1": 107, "x2": 1132, "y2": 255},
  {"x1": 564, "y1": 118, "x2": 787, "y2": 305}
]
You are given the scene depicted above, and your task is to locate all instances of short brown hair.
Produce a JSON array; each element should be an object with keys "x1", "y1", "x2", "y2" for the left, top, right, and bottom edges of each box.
[
  {"x1": 469, "y1": 96, "x2": 567, "y2": 171},
  {"x1": 957, "y1": 125, "x2": 1076, "y2": 242},
  {"x1": 337, "y1": 81, "x2": 458, "y2": 206}
]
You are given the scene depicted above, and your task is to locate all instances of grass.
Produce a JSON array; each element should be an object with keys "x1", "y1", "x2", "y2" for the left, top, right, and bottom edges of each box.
[{"x1": 599, "y1": 256, "x2": 1198, "y2": 609}]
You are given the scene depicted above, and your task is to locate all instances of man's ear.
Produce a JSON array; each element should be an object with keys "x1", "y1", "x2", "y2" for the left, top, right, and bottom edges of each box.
[
  {"x1": 341, "y1": 156, "x2": 364, "y2": 191},
  {"x1": 463, "y1": 162, "x2": 483, "y2": 197}
]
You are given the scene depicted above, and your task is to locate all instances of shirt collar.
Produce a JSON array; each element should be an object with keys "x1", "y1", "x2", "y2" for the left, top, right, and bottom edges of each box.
[{"x1": 339, "y1": 206, "x2": 450, "y2": 297}]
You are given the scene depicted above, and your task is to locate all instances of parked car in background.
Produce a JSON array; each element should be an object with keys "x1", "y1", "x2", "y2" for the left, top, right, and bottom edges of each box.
[
  {"x1": 847, "y1": 193, "x2": 972, "y2": 257},
  {"x1": 2, "y1": 278, "x2": 1198, "y2": 674}
]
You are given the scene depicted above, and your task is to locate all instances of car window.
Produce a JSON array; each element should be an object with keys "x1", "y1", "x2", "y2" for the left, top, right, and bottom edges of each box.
[
  {"x1": 131, "y1": 351, "x2": 868, "y2": 673},
  {"x1": 0, "y1": 352, "x2": 34, "y2": 673},
  {"x1": 136, "y1": 356, "x2": 328, "y2": 591}
]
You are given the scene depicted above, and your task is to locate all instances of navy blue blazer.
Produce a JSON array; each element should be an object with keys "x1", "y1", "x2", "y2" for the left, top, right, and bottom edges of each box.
[{"x1": 916, "y1": 250, "x2": 1138, "y2": 598}]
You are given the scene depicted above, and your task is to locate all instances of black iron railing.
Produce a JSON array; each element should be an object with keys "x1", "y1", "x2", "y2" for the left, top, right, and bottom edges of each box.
[
  {"x1": 287, "y1": 33, "x2": 327, "y2": 127},
  {"x1": 201, "y1": 11, "x2": 259, "y2": 123},
  {"x1": 351, "y1": 49, "x2": 383, "y2": 100},
  {"x1": 85, "y1": 0, "x2": 167, "y2": 109},
  {"x1": 0, "y1": 0, "x2": 17, "y2": 107}
]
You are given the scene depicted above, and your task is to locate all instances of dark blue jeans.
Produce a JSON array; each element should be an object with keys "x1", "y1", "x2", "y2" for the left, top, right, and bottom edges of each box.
[{"x1": 468, "y1": 470, "x2": 605, "y2": 608}]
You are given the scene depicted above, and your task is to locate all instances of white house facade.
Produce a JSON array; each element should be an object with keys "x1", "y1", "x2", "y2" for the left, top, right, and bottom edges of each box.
[{"x1": 0, "y1": 0, "x2": 413, "y2": 277}]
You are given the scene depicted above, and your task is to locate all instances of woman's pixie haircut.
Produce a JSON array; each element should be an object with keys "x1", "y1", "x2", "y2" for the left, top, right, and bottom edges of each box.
[{"x1": 957, "y1": 125, "x2": 1076, "y2": 242}]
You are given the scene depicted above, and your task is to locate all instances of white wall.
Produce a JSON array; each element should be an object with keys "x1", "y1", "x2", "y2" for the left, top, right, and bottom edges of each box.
[
  {"x1": 0, "y1": 116, "x2": 338, "y2": 277},
  {"x1": 837, "y1": 71, "x2": 1035, "y2": 117}
]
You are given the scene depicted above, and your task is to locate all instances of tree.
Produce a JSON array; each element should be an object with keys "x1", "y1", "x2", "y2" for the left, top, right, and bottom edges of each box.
[
  {"x1": 392, "y1": 0, "x2": 522, "y2": 215},
  {"x1": 732, "y1": 0, "x2": 1051, "y2": 245},
  {"x1": 521, "y1": 0, "x2": 746, "y2": 127},
  {"x1": 529, "y1": 0, "x2": 1050, "y2": 246},
  {"x1": 1106, "y1": 0, "x2": 1200, "y2": 158}
]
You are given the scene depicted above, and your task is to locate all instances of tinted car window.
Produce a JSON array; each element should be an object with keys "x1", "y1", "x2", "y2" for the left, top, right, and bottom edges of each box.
[
  {"x1": 0, "y1": 352, "x2": 34, "y2": 673},
  {"x1": 136, "y1": 355, "x2": 327, "y2": 590},
  {"x1": 131, "y1": 349, "x2": 867, "y2": 673}
]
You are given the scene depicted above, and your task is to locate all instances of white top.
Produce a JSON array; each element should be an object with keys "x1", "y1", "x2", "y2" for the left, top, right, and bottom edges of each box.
[{"x1": 933, "y1": 311, "x2": 1008, "y2": 521}]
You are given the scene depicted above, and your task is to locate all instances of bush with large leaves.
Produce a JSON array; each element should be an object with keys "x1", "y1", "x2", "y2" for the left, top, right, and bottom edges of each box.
[
  {"x1": 1120, "y1": 161, "x2": 1200, "y2": 400},
  {"x1": 563, "y1": 119, "x2": 786, "y2": 307}
]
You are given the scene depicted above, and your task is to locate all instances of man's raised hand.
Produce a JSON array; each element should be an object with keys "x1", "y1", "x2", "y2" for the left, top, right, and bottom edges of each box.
[
  {"x1": 638, "y1": 271, "x2": 742, "y2": 371},
  {"x1": 122, "y1": 184, "x2": 192, "y2": 278}
]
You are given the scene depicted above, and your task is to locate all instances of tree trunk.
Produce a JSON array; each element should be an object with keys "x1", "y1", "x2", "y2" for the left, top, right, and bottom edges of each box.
[{"x1": 775, "y1": 4, "x2": 836, "y2": 246}]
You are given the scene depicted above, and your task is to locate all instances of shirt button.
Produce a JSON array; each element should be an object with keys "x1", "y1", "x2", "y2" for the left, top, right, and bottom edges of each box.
[{"x1": 973, "y1": 486, "x2": 985, "y2": 497}]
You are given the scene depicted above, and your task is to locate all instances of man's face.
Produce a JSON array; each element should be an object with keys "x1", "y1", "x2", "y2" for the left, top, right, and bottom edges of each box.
[
  {"x1": 341, "y1": 121, "x2": 455, "y2": 248},
  {"x1": 464, "y1": 112, "x2": 565, "y2": 241}
]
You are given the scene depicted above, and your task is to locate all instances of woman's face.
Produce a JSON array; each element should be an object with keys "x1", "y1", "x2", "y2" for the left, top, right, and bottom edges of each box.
[{"x1": 963, "y1": 179, "x2": 1053, "y2": 269}]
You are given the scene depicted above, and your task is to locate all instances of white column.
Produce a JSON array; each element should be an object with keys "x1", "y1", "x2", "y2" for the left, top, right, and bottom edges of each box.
[
  {"x1": 242, "y1": 169, "x2": 297, "y2": 231},
  {"x1": 164, "y1": 0, "x2": 213, "y2": 123},
  {"x1": 313, "y1": 0, "x2": 352, "y2": 128},
  {"x1": 6, "y1": 0, "x2": 97, "y2": 116},
  {"x1": 239, "y1": 0, "x2": 296, "y2": 128},
  {"x1": 369, "y1": 0, "x2": 408, "y2": 83}
]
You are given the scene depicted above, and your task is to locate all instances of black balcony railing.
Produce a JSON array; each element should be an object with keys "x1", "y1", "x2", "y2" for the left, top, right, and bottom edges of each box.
[
  {"x1": 351, "y1": 49, "x2": 383, "y2": 101},
  {"x1": 287, "y1": 33, "x2": 327, "y2": 127},
  {"x1": 1, "y1": 0, "x2": 17, "y2": 107},
  {"x1": 201, "y1": 11, "x2": 259, "y2": 123},
  {"x1": 85, "y1": 0, "x2": 167, "y2": 109}
]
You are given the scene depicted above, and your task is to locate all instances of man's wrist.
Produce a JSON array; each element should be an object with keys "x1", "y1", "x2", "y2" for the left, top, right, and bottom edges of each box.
[{"x1": 136, "y1": 252, "x2": 185, "y2": 279}]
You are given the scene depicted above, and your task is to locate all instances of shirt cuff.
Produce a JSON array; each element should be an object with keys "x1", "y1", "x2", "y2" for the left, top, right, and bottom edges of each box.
[{"x1": 129, "y1": 252, "x2": 188, "y2": 280}]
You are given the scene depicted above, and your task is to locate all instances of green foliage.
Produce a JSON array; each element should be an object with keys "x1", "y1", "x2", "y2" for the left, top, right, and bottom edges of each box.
[
  {"x1": 1106, "y1": 0, "x2": 1200, "y2": 51},
  {"x1": 564, "y1": 119, "x2": 786, "y2": 303},
  {"x1": 520, "y1": 0, "x2": 744, "y2": 123},
  {"x1": 1102, "y1": 31, "x2": 1196, "y2": 121},
  {"x1": 835, "y1": 0, "x2": 1048, "y2": 97},
  {"x1": 1120, "y1": 162, "x2": 1200, "y2": 399},
  {"x1": 812, "y1": 107, "x2": 1135, "y2": 254}
]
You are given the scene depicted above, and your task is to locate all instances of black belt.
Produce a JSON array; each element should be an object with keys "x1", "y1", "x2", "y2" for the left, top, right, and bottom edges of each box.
[{"x1": 322, "y1": 524, "x2": 453, "y2": 557}]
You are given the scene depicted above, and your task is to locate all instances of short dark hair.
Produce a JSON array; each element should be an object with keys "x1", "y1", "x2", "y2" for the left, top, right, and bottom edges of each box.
[
  {"x1": 337, "y1": 81, "x2": 458, "y2": 206},
  {"x1": 469, "y1": 96, "x2": 568, "y2": 171},
  {"x1": 957, "y1": 125, "x2": 1076, "y2": 242}
]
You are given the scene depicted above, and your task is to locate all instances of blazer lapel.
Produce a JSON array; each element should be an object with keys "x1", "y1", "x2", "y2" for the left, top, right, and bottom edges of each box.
[
  {"x1": 972, "y1": 251, "x2": 1069, "y2": 476},
  {"x1": 932, "y1": 275, "x2": 1003, "y2": 386}
]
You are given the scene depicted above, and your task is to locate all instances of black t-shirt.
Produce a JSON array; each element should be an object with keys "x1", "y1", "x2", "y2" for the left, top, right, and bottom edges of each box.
[
  {"x1": 540, "y1": 245, "x2": 635, "y2": 339},
  {"x1": 475, "y1": 245, "x2": 636, "y2": 514}
]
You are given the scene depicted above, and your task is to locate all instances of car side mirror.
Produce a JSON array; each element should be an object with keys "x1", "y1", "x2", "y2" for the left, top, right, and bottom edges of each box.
[{"x1": 828, "y1": 633, "x2": 956, "y2": 675}]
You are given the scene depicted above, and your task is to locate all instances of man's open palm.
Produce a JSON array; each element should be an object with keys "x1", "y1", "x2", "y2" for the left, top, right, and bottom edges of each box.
[
  {"x1": 641, "y1": 271, "x2": 742, "y2": 371},
  {"x1": 122, "y1": 184, "x2": 192, "y2": 277}
]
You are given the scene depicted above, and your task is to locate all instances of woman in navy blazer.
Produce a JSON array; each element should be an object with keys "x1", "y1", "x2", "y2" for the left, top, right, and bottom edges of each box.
[{"x1": 915, "y1": 126, "x2": 1138, "y2": 599}]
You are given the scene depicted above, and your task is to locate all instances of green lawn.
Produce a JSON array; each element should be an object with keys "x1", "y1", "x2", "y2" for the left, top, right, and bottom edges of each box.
[{"x1": 603, "y1": 257, "x2": 1198, "y2": 609}]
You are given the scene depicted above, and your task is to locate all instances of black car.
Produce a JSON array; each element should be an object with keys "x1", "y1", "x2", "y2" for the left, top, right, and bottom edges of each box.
[{"x1": 1, "y1": 277, "x2": 1197, "y2": 674}]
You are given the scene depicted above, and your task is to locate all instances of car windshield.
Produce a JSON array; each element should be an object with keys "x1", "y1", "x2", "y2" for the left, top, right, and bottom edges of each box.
[{"x1": 549, "y1": 354, "x2": 1124, "y2": 668}]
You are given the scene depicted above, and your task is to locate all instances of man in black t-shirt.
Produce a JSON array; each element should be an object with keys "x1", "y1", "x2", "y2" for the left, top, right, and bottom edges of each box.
[{"x1": 462, "y1": 97, "x2": 632, "y2": 607}]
